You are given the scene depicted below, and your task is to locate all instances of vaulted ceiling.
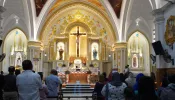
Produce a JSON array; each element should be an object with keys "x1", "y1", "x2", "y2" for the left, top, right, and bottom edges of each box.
[
  {"x1": 34, "y1": 0, "x2": 123, "y2": 18},
  {"x1": 1, "y1": 0, "x2": 168, "y2": 42}
]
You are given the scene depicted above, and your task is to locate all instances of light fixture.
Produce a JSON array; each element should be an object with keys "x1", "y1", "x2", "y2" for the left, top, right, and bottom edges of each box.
[{"x1": 109, "y1": 54, "x2": 111, "y2": 57}]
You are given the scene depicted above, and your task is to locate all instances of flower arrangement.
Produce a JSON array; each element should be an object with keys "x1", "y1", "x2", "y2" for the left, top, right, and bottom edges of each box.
[
  {"x1": 87, "y1": 70, "x2": 92, "y2": 74},
  {"x1": 89, "y1": 63, "x2": 94, "y2": 67}
]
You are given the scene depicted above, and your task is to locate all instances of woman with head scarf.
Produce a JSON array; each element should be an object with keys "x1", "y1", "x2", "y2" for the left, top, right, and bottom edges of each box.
[
  {"x1": 133, "y1": 73, "x2": 144, "y2": 95},
  {"x1": 93, "y1": 74, "x2": 105, "y2": 100},
  {"x1": 125, "y1": 72, "x2": 136, "y2": 88},
  {"x1": 101, "y1": 72, "x2": 127, "y2": 100}
]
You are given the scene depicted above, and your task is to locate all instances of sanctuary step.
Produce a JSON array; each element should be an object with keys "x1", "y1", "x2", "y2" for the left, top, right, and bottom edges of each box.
[{"x1": 62, "y1": 84, "x2": 94, "y2": 94}]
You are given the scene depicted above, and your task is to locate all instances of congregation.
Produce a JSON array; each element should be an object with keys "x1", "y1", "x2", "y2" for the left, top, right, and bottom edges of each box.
[{"x1": 0, "y1": 60, "x2": 175, "y2": 100}]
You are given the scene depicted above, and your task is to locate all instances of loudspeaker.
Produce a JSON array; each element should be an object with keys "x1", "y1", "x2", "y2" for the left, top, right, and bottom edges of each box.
[
  {"x1": 152, "y1": 41, "x2": 164, "y2": 55},
  {"x1": 38, "y1": 72, "x2": 43, "y2": 79},
  {"x1": 0, "y1": 40, "x2": 2, "y2": 48}
]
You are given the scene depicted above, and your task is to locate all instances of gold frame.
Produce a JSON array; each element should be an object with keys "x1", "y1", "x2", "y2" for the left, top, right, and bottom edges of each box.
[{"x1": 165, "y1": 16, "x2": 175, "y2": 45}]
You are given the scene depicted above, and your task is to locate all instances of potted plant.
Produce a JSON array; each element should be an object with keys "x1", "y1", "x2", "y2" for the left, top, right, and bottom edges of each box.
[
  {"x1": 87, "y1": 70, "x2": 92, "y2": 74},
  {"x1": 89, "y1": 63, "x2": 94, "y2": 67}
]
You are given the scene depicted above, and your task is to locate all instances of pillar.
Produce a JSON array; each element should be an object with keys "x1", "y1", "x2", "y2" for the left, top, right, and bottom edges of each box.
[
  {"x1": 152, "y1": 7, "x2": 167, "y2": 87},
  {"x1": 0, "y1": 6, "x2": 6, "y2": 70},
  {"x1": 152, "y1": 9, "x2": 165, "y2": 69},
  {"x1": 113, "y1": 42, "x2": 127, "y2": 73},
  {"x1": 28, "y1": 41, "x2": 43, "y2": 72}
]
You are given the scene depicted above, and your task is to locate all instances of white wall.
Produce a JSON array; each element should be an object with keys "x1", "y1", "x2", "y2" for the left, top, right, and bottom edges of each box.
[{"x1": 161, "y1": 5, "x2": 175, "y2": 68}]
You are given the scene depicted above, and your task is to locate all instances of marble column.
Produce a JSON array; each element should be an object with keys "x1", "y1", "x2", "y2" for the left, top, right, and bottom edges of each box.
[
  {"x1": 0, "y1": 6, "x2": 6, "y2": 70},
  {"x1": 152, "y1": 9, "x2": 165, "y2": 69},
  {"x1": 28, "y1": 41, "x2": 43, "y2": 72},
  {"x1": 113, "y1": 42, "x2": 127, "y2": 73}
]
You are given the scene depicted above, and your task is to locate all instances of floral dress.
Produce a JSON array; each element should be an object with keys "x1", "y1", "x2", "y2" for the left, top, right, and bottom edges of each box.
[{"x1": 101, "y1": 83, "x2": 127, "y2": 100}]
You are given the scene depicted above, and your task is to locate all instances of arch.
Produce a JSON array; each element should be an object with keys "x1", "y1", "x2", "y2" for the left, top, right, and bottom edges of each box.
[
  {"x1": 127, "y1": 31, "x2": 151, "y2": 75},
  {"x1": 2, "y1": 28, "x2": 28, "y2": 73},
  {"x1": 37, "y1": 1, "x2": 118, "y2": 43},
  {"x1": 127, "y1": 30, "x2": 150, "y2": 44},
  {"x1": 39, "y1": 2, "x2": 117, "y2": 46},
  {"x1": 121, "y1": 0, "x2": 154, "y2": 42},
  {"x1": 65, "y1": 22, "x2": 91, "y2": 34}
]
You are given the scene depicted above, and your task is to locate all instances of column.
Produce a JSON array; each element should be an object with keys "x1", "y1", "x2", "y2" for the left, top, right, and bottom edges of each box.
[
  {"x1": 152, "y1": 8, "x2": 166, "y2": 87},
  {"x1": 28, "y1": 41, "x2": 43, "y2": 72},
  {"x1": 152, "y1": 9, "x2": 165, "y2": 69},
  {"x1": 0, "y1": 6, "x2": 6, "y2": 70},
  {"x1": 113, "y1": 42, "x2": 127, "y2": 73}
]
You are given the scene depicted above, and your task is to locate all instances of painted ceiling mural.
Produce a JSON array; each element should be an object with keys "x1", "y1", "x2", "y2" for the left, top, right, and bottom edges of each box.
[
  {"x1": 41, "y1": 8, "x2": 115, "y2": 46},
  {"x1": 34, "y1": 0, "x2": 48, "y2": 16},
  {"x1": 49, "y1": 0, "x2": 105, "y2": 13},
  {"x1": 108, "y1": 0, "x2": 123, "y2": 18}
]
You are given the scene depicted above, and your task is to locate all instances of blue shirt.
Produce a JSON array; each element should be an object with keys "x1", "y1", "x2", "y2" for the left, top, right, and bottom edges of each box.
[
  {"x1": 46, "y1": 74, "x2": 62, "y2": 96},
  {"x1": 16, "y1": 70, "x2": 42, "y2": 100}
]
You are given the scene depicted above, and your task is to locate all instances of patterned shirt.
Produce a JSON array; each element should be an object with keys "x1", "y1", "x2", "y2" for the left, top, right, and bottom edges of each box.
[{"x1": 101, "y1": 83, "x2": 127, "y2": 100}]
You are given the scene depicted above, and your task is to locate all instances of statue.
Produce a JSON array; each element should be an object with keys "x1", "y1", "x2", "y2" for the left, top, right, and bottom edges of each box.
[
  {"x1": 17, "y1": 57, "x2": 22, "y2": 66},
  {"x1": 93, "y1": 47, "x2": 98, "y2": 60},
  {"x1": 59, "y1": 46, "x2": 64, "y2": 60}
]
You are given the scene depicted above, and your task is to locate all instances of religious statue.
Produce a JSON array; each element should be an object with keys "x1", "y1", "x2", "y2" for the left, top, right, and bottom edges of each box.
[
  {"x1": 132, "y1": 55, "x2": 138, "y2": 68},
  {"x1": 93, "y1": 47, "x2": 98, "y2": 60},
  {"x1": 59, "y1": 46, "x2": 64, "y2": 60},
  {"x1": 133, "y1": 57, "x2": 136, "y2": 68},
  {"x1": 16, "y1": 57, "x2": 22, "y2": 66}
]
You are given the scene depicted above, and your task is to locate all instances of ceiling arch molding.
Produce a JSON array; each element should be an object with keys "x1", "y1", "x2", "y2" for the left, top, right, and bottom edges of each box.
[
  {"x1": 39, "y1": 2, "x2": 118, "y2": 46},
  {"x1": 121, "y1": 0, "x2": 154, "y2": 42},
  {"x1": 65, "y1": 22, "x2": 91, "y2": 34},
  {"x1": 36, "y1": 1, "x2": 119, "y2": 43}
]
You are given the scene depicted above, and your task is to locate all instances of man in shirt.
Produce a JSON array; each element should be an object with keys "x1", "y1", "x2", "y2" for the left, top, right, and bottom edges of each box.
[
  {"x1": 46, "y1": 69, "x2": 62, "y2": 97},
  {"x1": 3, "y1": 66, "x2": 18, "y2": 100},
  {"x1": 16, "y1": 60, "x2": 42, "y2": 100}
]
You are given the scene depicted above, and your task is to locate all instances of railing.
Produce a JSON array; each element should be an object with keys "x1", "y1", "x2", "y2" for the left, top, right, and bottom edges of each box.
[{"x1": 63, "y1": 96, "x2": 93, "y2": 100}]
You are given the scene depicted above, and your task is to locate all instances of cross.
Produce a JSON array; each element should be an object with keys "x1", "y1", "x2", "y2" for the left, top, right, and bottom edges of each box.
[{"x1": 71, "y1": 26, "x2": 86, "y2": 57}]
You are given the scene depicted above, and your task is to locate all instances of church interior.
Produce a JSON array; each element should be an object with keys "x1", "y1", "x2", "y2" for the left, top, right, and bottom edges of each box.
[{"x1": 0, "y1": 0, "x2": 175, "y2": 99}]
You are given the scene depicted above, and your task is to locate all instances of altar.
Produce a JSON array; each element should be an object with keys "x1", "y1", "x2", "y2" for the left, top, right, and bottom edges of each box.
[
  {"x1": 68, "y1": 72, "x2": 88, "y2": 83},
  {"x1": 46, "y1": 24, "x2": 111, "y2": 84}
]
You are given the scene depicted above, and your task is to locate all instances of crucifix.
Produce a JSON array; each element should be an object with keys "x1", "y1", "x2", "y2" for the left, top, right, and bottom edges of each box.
[{"x1": 71, "y1": 26, "x2": 86, "y2": 57}]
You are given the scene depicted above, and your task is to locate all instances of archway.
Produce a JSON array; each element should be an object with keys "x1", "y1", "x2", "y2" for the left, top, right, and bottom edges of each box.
[
  {"x1": 3, "y1": 28, "x2": 28, "y2": 72},
  {"x1": 39, "y1": 2, "x2": 117, "y2": 83},
  {"x1": 127, "y1": 31, "x2": 150, "y2": 75}
]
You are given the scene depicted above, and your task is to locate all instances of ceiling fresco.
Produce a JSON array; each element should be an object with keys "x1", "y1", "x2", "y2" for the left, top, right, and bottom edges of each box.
[
  {"x1": 34, "y1": 0, "x2": 48, "y2": 16},
  {"x1": 108, "y1": 0, "x2": 123, "y2": 18},
  {"x1": 49, "y1": 0, "x2": 105, "y2": 13},
  {"x1": 41, "y1": 6, "x2": 116, "y2": 46}
]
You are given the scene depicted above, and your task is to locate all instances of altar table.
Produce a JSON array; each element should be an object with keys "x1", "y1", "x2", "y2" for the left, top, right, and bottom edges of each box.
[{"x1": 68, "y1": 72, "x2": 88, "y2": 83}]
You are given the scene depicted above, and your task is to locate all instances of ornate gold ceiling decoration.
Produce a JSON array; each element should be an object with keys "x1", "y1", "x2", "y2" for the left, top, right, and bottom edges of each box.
[
  {"x1": 40, "y1": 3, "x2": 116, "y2": 46},
  {"x1": 49, "y1": 0, "x2": 105, "y2": 14}
]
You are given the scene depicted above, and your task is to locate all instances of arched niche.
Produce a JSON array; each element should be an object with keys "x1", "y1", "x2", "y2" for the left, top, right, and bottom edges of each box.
[
  {"x1": 3, "y1": 28, "x2": 28, "y2": 72},
  {"x1": 127, "y1": 31, "x2": 150, "y2": 75}
]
